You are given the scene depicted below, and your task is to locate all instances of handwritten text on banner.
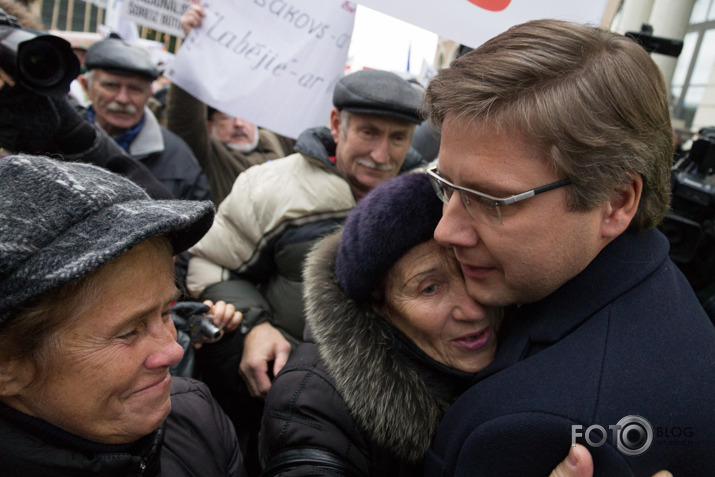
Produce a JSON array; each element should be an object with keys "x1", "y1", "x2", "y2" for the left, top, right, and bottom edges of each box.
[{"x1": 167, "y1": 0, "x2": 355, "y2": 139}]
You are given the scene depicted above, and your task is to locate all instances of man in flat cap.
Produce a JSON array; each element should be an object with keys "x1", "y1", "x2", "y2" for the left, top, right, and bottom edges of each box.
[
  {"x1": 81, "y1": 37, "x2": 210, "y2": 202},
  {"x1": 185, "y1": 68, "x2": 425, "y2": 472}
]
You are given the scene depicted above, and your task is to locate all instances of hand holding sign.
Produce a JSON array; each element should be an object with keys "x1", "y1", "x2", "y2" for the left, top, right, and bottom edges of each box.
[{"x1": 167, "y1": 0, "x2": 355, "y2": 138}]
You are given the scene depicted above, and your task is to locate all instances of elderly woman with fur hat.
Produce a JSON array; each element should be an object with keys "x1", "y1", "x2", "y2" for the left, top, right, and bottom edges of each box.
[
  {"x1": 0, "y1": 154, "x2": 246, "y2": 476},
  {"x1": 259, "y1": 173, "x2": 609, "y2": 477}
]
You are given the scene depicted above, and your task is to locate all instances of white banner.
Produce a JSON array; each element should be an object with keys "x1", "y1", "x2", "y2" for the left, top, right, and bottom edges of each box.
[
  {"x1": 167, "y1": 0, "x2": 356, "y2": 139},
  {"x1": 121, "y1": 0, "x2": 196, "y2": 38},
  {"x1": 355, "y1": 0, "x2": 609, "y2": 48}
]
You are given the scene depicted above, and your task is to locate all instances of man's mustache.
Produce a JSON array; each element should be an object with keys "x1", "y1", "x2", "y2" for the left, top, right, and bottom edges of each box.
[{"x1": 106, "y1": 102, "x2": 139, "y2": 114}]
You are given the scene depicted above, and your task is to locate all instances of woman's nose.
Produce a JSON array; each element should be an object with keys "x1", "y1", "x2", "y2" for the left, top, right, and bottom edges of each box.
[{"x1": 144, "y1": 320, "x2": 184, "y2": 369}]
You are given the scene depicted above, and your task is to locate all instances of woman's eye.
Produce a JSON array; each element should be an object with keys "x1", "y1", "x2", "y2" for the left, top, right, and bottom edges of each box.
[
  {"x1": 117, "y1": 329, "x2": 139, "y2": 340},
  {"x1": 421, "y1": 284, "x2": 438, "y2": 295}
]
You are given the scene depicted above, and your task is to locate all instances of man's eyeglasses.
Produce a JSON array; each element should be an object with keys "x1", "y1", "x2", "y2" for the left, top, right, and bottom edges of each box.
[{"x1": 427, "y1": 167, "x2": 572, "y2": 225}]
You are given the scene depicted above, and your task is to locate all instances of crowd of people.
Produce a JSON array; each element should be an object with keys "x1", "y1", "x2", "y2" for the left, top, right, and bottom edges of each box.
[{"x1": 0, "y1": 1, "x2": 712, "y2": 476}]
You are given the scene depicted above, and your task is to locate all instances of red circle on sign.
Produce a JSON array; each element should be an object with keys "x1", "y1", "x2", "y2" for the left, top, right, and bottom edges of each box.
[{"x1": 467, "y1": 0, "x2": 511, "y2": 11}]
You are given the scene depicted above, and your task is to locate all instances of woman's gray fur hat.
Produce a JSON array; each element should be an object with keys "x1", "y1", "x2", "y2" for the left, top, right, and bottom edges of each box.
[
  {"x1": 335, "y1": 172, "x2": 443, "y2": 302},
  {"x1": 0, "y1": 154, "x2": 214, "y2": 323}
]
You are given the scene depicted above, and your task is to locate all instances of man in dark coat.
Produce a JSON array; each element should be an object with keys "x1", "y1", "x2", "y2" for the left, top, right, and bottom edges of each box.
[
  {"x1": 422, "y1": 19, "x2": 715, "y2": 476},
  {"x1": 80, "y1": 37, "x2": 211, "y2": 202}
]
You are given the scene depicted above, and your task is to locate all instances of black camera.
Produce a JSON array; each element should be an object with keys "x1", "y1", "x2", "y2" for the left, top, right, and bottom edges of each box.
[
  {"x1": 170, "y1": 301, "x2": 224, "y2": 344},
  {"x1": 626, "y1": 24, "x2": 683, "y2": 58},
  {"x1": 0, "y1": 8, "x2": 79, "y2": 96},
  {"x1": 659, "y1": 130, "x2": 715, "y2": 307}
]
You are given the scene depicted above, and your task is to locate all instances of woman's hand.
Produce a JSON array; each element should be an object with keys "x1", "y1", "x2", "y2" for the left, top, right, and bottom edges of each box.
[
  {"x1": 191, "y1": 300, "x2": 242, "y2": 349},
  {"x1": 203, "y1": 299, "x2": 242, "y2": 332}
]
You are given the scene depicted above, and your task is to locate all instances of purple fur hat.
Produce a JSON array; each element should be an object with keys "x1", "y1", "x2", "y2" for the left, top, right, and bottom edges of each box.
[{"x1": 335, "y1": 172, "x2": 443, "y2": 302}]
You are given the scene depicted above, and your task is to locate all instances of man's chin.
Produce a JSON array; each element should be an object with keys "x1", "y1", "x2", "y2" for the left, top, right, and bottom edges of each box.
[
  {"x1": 358, "y1": 170, "x2": 395, "y2": 188},
  {"x1": 226, "y1": 141, "x2": 257, "y2": 153},
  {"x1": 104, "y1": 115, "x2": 140, "y2": 131},
  {"x1": 464, "y1": 280, "x2": 511, "y2": 307}
]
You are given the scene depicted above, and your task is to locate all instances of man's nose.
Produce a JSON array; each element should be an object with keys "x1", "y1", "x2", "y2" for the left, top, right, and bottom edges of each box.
[
  {"x1": 434, "y1": 194, "x2": 480, "y2": 249},
  {"x1": 115, "y1": 86, "x2": 130, "y2": 103},
  {"x1": 370, "y1": 136, "x2": 390, "y2": 163}
]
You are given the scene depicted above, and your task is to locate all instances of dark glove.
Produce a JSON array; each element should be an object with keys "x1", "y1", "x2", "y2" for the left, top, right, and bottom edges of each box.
[
  {"x1": 0, "y1": 84, "x2": 58, "y2": 153},
  {"x1": 49, "y1": 94, "x2": 96, "y2": 154},
  {"x1": 0, "y1": 84, "x2": 95, "y2": 155}
]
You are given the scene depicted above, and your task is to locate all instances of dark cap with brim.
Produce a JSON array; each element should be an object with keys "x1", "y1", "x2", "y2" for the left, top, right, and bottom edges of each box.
[
  {"x1": 0, "y1": 155, "x2": 214, "y2": 324},
  {"x1": 85, "y1": 38, "x2": 159, "y2": 80},
  {"x1": 333, "y1": 69, "x2": 424, "y2": 124}
]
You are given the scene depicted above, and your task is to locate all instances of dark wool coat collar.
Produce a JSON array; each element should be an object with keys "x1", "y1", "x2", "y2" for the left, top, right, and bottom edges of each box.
[
  {"x1": 303, "y1": 231, "x2": 471, "y2": 462},
  {"x1": 476, "y1": 228, "x2": 671, "y2": 383}
]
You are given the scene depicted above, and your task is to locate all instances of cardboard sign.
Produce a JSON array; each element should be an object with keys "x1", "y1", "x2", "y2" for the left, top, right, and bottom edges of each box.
[
  {"x1": 121, "y1": 0, "x2": 196, "y2": 38},
  {"x1": 167, "y1": 0, "x2": 355, "y2": 139}
]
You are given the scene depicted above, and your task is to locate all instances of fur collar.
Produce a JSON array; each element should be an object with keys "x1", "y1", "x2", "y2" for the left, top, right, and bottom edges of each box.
[{"x1": 303, "y1": 230, "x2": 457, "y2": 462}]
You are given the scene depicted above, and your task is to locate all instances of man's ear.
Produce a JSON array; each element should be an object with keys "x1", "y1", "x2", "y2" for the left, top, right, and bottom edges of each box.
[
  {"x1": 0, "y1": 359, "x2": 34, "y2": 397},
  {"x1": 601, "y1": 175, "x2": 643, "y2": 239},
  {"x1": 79, "y1": 74, "x2": 89, "y2": 94},
  {"x1": 329, "y1": 107, "x2": 342, "y2": 144}
]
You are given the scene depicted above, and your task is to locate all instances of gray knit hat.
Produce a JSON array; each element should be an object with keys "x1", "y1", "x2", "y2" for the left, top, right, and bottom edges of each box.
[
  {"x1": 0, "y1": 154, "x2": 214, "y2": 323},
  {"x1": 333, "y1": 69, "x2": 423, "y2": 124}
]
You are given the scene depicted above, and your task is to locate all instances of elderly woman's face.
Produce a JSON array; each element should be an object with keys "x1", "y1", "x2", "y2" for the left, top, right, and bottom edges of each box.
[
  {"x1": 383, "y1": 239, "x2": 499, "y2": 373},
  {"x1": 6, "y1": 241, "x2": 184, "y2": 444}
]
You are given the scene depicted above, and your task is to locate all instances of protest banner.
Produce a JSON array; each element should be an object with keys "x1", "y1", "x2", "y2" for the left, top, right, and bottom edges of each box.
[
  {"x1": 167, "y1": 0, "x2": 355, "y2": 139},
  {"x1": 121, "y1": 0, "x2": 195, "y2": 38},
  {"x1": 356, "y1": 0, "x2": 610, "y2": 48}
]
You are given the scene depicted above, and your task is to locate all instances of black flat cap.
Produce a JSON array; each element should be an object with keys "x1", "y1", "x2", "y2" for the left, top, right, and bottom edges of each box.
[
  {"x1": 85, "y1": 38, "x2": 159, "y2": 80},
  {"x1": 333, "y1": 70, "x2": 423, "y2": 124}
]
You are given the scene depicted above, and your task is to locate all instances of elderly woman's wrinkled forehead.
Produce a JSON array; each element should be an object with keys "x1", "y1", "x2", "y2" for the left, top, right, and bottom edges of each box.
[{"x1": 386, "y1": 239, "x2": 461, "y2": 291}]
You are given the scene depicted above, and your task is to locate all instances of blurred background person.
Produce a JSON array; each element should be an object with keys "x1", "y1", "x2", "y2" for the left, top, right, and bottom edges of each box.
[
  {"x1": 81, "y1": 36, "x2": 210, "y2": 202},
  {"x1": 0, "y1": 5, "x2": 172, "y2": 200},
  {"x1": 166, "y1": 3, "x2": 294, "y2": 205}
]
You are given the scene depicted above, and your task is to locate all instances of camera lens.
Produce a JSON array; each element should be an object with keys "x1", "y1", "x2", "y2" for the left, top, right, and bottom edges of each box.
[
  {"x1": 18, "y1": 37, "x2": 66, "y2": 87},
  {"x1": 199, "y1": 318, "x2": 223, "y2": 340}
]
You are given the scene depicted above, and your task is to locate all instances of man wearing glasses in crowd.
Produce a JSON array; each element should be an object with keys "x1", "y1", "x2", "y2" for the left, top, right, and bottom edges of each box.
[{"x1": 422, "y1": 19, "x2": 715, "y2": 476}]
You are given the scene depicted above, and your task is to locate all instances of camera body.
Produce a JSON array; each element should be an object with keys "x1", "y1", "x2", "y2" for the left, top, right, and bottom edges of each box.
[
  {"x1": 0, "y1": 8, "x2": 79, "y2": 96},
  {"x1": 170, "y1": 301, "x2": 224, "y2": 344},
  {"x1": 659, "y1": 132, "x2": 715, "y2": 303}
]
